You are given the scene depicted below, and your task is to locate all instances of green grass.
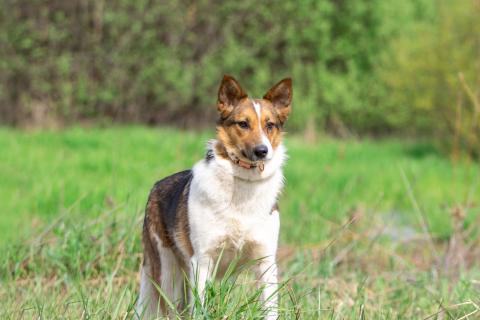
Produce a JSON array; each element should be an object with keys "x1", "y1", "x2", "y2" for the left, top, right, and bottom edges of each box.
[{"x1": 1, "y1": 126, "x2": 479, "y2": 319}]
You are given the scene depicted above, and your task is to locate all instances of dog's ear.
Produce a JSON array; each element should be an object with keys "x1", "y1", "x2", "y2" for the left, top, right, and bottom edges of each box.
[
  {"x1": 217, "y1": 75, "x2": 247, "y2": 118},
  {"x1": 263, "y1": 78, "x2": 292, "y2": 124}
]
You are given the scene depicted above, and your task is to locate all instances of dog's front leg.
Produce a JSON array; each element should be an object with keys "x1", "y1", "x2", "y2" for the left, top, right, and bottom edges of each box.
[
  {"x1": 256, "y1": 256, "x2": 279, "y2": 320},
  {"x1": 189, "y1": 255, "x2": 213, "y2": 314}
]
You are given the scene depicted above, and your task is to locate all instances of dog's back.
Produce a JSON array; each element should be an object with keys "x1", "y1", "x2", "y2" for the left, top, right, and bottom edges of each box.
[{"x1": 145, "y1": 170, "x2": 192, "y2": 247}]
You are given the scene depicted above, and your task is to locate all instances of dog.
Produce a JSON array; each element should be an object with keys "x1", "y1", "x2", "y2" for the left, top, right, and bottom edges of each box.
[{"x1": 136, "y1": 75, "x2": 292, "y2": 319}]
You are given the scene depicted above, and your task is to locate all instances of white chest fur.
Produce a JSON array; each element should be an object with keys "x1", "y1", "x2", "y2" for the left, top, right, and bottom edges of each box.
[{"x1": 187, "y1": 143, "x2": 285, "y2": 263}]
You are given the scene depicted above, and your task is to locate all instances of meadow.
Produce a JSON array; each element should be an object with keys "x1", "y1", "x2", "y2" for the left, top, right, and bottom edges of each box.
[{"x1": 1, "y1": 126, "x2": 479, "y2": 319}]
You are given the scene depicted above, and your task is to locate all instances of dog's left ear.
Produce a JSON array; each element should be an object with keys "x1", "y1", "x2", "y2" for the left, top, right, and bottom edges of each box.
[{"x1": 263, "y1": 78, "x2": 292, "y2": 124}]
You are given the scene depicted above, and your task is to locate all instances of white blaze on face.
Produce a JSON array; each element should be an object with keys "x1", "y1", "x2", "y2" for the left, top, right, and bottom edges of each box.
[{"x1": 252, "y1": 100, "x2": 273, "y2": 160}]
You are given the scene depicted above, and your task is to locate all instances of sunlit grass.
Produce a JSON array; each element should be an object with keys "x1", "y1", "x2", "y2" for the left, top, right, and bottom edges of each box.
[
  {"x1": 0, "y1": 126, "x2": 479, "y2": 319},
  {"x1": 0, "y1": 126, "x2": 478, "y2": 244}
]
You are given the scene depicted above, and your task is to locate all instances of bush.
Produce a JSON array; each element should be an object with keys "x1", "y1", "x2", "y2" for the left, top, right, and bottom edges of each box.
[
  {"x1": 378, "y1": 0, "x2": 480, "y2": 158},
  {"x1": 0, "y1": 0, "x2": 428, "y2": 133}
]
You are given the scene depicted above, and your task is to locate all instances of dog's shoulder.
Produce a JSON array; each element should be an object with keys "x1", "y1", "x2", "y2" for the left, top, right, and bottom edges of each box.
[
  {"x1": 147, "y1": 170, "x2": 193, "y2": 229},
  {"x1": 150, "y1": 170, "x2": 193, "y2": 193}
]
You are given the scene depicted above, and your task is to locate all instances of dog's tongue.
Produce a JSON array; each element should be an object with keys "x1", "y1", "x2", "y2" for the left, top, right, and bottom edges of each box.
[
  {"x1": 236, "y1": 159, "x2": 265, "y2": 172},
  {"x1": 237, "y1": 159, "x2": 254, "y2": 169}
]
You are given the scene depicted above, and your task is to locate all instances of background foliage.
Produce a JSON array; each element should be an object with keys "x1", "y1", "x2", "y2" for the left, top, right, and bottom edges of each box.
[
  {"x1": 378, "y1": 0, "x2": 480, "y2": 157},
  {"x1": 1, "y1": 0, "x2": 479, "y2": 155}
]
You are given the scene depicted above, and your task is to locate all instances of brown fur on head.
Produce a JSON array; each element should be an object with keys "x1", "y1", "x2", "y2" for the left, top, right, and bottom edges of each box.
[{"x1": 216, "y1": 75, "x2": 292, "y2": 164}]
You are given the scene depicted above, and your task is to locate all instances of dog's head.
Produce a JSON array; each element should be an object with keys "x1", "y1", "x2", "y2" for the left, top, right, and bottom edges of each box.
[{"x1": 216, "y1": 75, "x2": 292, "y2": 168}]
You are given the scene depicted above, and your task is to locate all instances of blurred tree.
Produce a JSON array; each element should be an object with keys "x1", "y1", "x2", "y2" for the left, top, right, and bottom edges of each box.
[
  {"x1": 4, "y1": 0, "x2": 474, "y2": 155},
  {"x1": 378, "y1": 0, "x2": 480, "y2": 157},
  {"x1": 0, "y1": 0, "x2": 420, "y2": 131}
]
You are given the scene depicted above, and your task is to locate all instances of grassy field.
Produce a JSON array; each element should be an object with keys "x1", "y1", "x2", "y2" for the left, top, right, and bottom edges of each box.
[{"x1": 1, "y1": 126, "x2": 479, "y2": 319}]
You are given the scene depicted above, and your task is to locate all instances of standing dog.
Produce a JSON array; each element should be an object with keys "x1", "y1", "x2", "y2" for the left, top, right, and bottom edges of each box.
[{"x1": 137, "y1": 75, "x2": 292, "y2": 319}]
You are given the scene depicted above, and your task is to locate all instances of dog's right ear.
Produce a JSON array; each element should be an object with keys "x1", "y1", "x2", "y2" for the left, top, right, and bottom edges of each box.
[{"x1": 217, "y1": 75, "x2": 247, "y2": 118}]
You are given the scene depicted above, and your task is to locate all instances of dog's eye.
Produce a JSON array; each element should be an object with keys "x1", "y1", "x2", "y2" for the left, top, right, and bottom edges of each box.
[
  {"x1": 237, "y1": 121, "x2": 249, "y2": 129},
  {"x1": 266, "y1": 122, "x2": 276, "y2": 131}
]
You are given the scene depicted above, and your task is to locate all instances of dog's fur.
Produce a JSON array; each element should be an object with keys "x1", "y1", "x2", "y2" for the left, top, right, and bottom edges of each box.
[{"x1": 137, "y1": 75, "x2": 292, "y2": 319}]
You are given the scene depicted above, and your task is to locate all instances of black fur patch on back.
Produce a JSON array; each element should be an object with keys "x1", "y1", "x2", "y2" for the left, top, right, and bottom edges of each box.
[{"x1": 151, "y1": 170, "x2": 192, "y2": 230}]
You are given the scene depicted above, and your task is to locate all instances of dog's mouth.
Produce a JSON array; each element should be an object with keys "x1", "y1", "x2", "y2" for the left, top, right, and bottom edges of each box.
[
  {"x1": 241, "y1": 149, "x2": 267, "y2": 163},
  {"x1": 228, "y1": 150, "x2": 265, "y2": 171}
]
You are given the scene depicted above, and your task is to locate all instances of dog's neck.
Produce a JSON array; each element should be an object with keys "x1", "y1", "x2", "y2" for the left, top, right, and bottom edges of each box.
[{"x1": 205, "y1": 140, "x2": 286, "y2": 182}]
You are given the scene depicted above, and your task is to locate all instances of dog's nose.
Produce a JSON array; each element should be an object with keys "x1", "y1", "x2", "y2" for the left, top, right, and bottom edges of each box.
[{"x1": 254, "y1": 145, "x2": 269, "y2": 159}]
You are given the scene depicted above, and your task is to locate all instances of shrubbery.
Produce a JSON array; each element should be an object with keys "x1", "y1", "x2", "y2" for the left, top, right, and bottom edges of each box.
[
  {"x1": 1, "y1": 0, "x2": 479, "y2": 157},
  {"x1": 377, "y1": 0, "x2": 480, "y2": 158},
  {"x1": 0, "y1": 0, "x2": 425, "y2": 128}
]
